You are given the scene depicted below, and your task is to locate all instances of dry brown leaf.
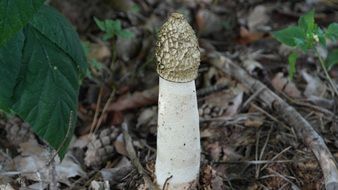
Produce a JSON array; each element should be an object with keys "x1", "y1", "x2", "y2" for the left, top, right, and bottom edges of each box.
[
  {"x1": 244, "y1": 117, "x2": 264, "y2": 128},
  {"x1": 100, "y1": 157, "x2": 132, "y2": 185},
  {"x1": 307, "y1": 96, "x2": 334, "y2": 109},
  {"x1": 301, "y1": 70, "x2": 327, "y2": 98},
  {"x1": 57, "y1": 153, "x2": 87, "y2": 185},
  {"x1": 206, "y1": 142, "x2": 223, "y2": 161},
  {"x1": 237, "y1": 26, "x2": 265, "y2": 45},
  {"x1": 200, "y1": 165, "x2": 225, "y2": 190},
  {"x1": 72, "y1": 134, "x2": 91, "y2": 149},
  {"x1": 271, "y1": 72, "x2": 302, "y2": 98},
  {"x1": 247, "y1": 5, "x2": 269, "y2": 32},
  {"x1": 196, "y1": 9, "x2": 222, "y2": 36},
  {"x1": 13, "y1": 137, "x2": 86, "y2": 186},
  {"x1": 13, "y1": 139, "x2": 49, "y2": 181},
  {"x1": 225, "y1": 92, "x2": 243, "y2": 117},
  {"x1": 242, "y1": 59, "x2": 263, "y2": 76},
  {"x1": 88, "y1": 42, "x2": 111, "y2": 62},
  {"x1": 0, "y1": 184, "x2": 15, "y2": 190},
  {"x1": 136, "y1": 107, "x2": 157, "y2": 128},
  {"x1": 114, "y1": 133, "x2": 128, "y2": 156},
  {"x1": 108, "y1": 86, "x2": 158, "y2": 111}
]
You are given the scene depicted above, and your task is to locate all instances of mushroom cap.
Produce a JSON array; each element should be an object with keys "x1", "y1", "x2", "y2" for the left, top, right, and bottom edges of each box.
[{"x1": 155, "y1": 13, "x2": 200, "y2": 83}]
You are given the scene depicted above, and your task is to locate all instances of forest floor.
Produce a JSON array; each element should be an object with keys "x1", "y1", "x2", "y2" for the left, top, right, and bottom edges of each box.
[{"x1": 1, "y1": 0, "x2": 338, "y2": 189}]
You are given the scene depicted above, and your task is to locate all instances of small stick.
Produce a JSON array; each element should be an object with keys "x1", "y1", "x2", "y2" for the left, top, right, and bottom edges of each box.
[
  {"x1": 90, "y1": 87, "x2": 103, "y2": 134},
  {"x1": 197, "y1": 83, "x2": 228, "y2": 97},
  {"x1": 122, "y1": 122, "x2": 158, "y2": 190},
  {"x1": 93, "y1": 89, "x2": 115, "y2": 134}
]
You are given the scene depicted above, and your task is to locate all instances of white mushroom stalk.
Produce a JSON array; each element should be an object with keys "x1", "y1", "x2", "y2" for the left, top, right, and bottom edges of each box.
[{"x1": 155, "y1": 13, "x2": 201, "y2": 190}]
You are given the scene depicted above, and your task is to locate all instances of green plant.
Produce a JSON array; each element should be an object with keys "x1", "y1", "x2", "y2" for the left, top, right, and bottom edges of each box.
[
  {"x1": 81, "y1": 41, "x2": 104, "y2": 79},
  {"x1": 0, "y1": 1, "x2": 88, "y2": 158},
  {"x1": 272, "y1": 10, "x2": 338, "y2": 95},
  {"x1": 94, "y1": 17, "x2": 134, "y2": 41}
]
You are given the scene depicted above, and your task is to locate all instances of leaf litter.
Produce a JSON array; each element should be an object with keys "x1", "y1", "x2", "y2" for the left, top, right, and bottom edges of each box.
[{"x1": 2, "y1": 0, "x2": 338, "y2": 189}]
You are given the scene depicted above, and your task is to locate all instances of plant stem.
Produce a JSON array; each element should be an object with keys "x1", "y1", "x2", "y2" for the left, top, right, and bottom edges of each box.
[{"x1": 315, "y1": 50, "x2": 338, "y2": 97}]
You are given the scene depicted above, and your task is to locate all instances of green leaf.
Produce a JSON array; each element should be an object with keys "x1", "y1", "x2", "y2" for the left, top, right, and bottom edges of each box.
[
  {"x1": 298, "y1": 10, "x2": 315, "y2": 33},
  {"x1": 315, "y1": 27, "x2": 326, "y2": 46},
  {"x1": 110, "y1": 20, "x2": 122, "y2": 32},
  {"x1": 325, "y1": 23, "x2": 338, "y2": 41},
  {"x1": 0, "y1": 31, "x2": 24, "y2": 111},
  {"x1": 117, "y1": 29, "x2": 134, "y2": 39},
  {"x1": 0, "y1": 0, "x2": 45, "y2": 46},
  {"x1": 94, "y1": 17, "x2": 106, "y2": 31},
  {"x1": 131, "y1": 4, "x2": 140, "y2": 13},
  {"x1": 297, "y1": 10, "x2": 319, "y2": 51},
  {"x1": 325, "y1": 49, "x2": 338, "y2": 70},
  {"x1": 272, "y1": 26, "x2": 305, "y2": 47},
  {"x1": 12, "y1": 26, "x2": 78, "y2": 158},
  {"x1": 30, "y1": 6, "x2": 87, "y2": 77},
  {"x1": 288, "y1": 52, "x2": 298, "y2": 80},
  {"x1": 0, "y1": 5, "x2": 87, "y2": 158},
  {"x1": 94, "y1": 17, "x2": 134, "y2": 40},
  {"x1": 94, "y1": 17, "x2": 122, "y2": 40}
]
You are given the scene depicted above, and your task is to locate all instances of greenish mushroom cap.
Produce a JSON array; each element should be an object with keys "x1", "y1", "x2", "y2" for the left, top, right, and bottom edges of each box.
[{"x1": 155, "y1": 13, "x2": 200, "y2": 83}]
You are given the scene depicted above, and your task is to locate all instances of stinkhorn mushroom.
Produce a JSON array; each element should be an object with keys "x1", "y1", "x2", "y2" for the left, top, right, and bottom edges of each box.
[{"x1": 155, "y1": 13, "x2": 201, "y2": 189}]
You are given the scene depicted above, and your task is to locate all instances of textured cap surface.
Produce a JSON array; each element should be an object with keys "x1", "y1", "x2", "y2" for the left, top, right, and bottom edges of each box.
[{"x1": 155, "y1": 13, "x2": 200, "y2": 82}]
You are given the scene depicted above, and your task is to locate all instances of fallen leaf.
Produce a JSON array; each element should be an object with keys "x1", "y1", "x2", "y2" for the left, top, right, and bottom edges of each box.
[
  {"x1": 242, "y1": 59, "x2": 263, "y2": 76},
  {"x1": 225, "y1": 92, "x2": 243, "y2": 117},
  {"x1": 247, "y1": 5, "x2": 269, "y2": 32},
  {"x1": 301, "y1": 70, "x2": 327, "y2": 98},
  {"x1": 196, "y1": 9, "x2": 223, "y2": 36},
  {"x1": 108, "y1": 86, "x2": 158, "y2": 111},
  {"x1": 87, "y1": 42, "x2": 111, "y2": 62},
  {"x1": 14, "y1": 138, "x2": 86, "y2": 186},
  {"x1": 100, "y1": 157, "x2": 132, "y2": 185},
  {"x1": 244, "y1": 117, "x2": 264, "y2": 128},
  {"x1": 72, "y1": 135, "x2": 91, "y2": 149},
  {"x1": 0, "y1": 184, "x2": 15, "y2": 190},
  {"x1": 57, "y1": 153, "x2": 86, "y2": 185},
  {"x1": 271, "y1": 72, "x2": 302, "y2": 98},
  {"x1": 237, "y1": 26, "x2": 265, "y2": 45},
  {"x1": 136, "y1": 107, "x2": 157, "y2": 128},
  {"x1": 307, "y1": 96, "x2": 334, "y2": 109},
  {"x1": 114, "y1": 133, "x2": 128, "y2": 156}
]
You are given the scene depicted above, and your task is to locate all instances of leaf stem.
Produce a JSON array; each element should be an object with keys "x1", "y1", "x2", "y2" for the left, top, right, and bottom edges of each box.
[{"x1": 315, "y1": 50, "x2": 338, "y2": 97}]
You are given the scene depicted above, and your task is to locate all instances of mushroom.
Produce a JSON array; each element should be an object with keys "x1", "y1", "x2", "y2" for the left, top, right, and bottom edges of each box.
[{"x1": 155, "y1": 13, "x2": 201, "y2": 189}]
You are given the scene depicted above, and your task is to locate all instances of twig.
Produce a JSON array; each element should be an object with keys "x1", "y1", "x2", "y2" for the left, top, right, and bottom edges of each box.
[
  {"x1": 255, "y1": 126, "x2": 273, "y2": 178},
  {"x1": 209, "y1": 52, "x2": 338, "y2": 190},
  {"x1": 90, "y1": 87, "x2": 103, "y2": 134},
  {"x1": 213, "y1": 159, "x2": 303, "y2": 165},
  {"x1": 241, "y1": 86, "x2": 265, "y2": 110},
  {"x1": 93, "y1": 89, "x2": 115, "y2": 134},
  {"x1": 250, "y1": 103, "x2": 291, "y2": 132},
  {"x1": 261, "y1": 169, "x2": 300, "y2": 190},
  {"x1": 122, "y1": 122, "x2": 158, "y2": 190},
  {"x1": 197, "y1": 83, "x2": 228, "y2": 97},
  {"x1": 260, "y1": 146, "x2": 293, "y2": 171},
  {"x1": 283, "y1": 94, "x2": 337, "y2": 119},
  {"x1": 316, "y1": 50, "x2": 338, "y2": 98}
]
